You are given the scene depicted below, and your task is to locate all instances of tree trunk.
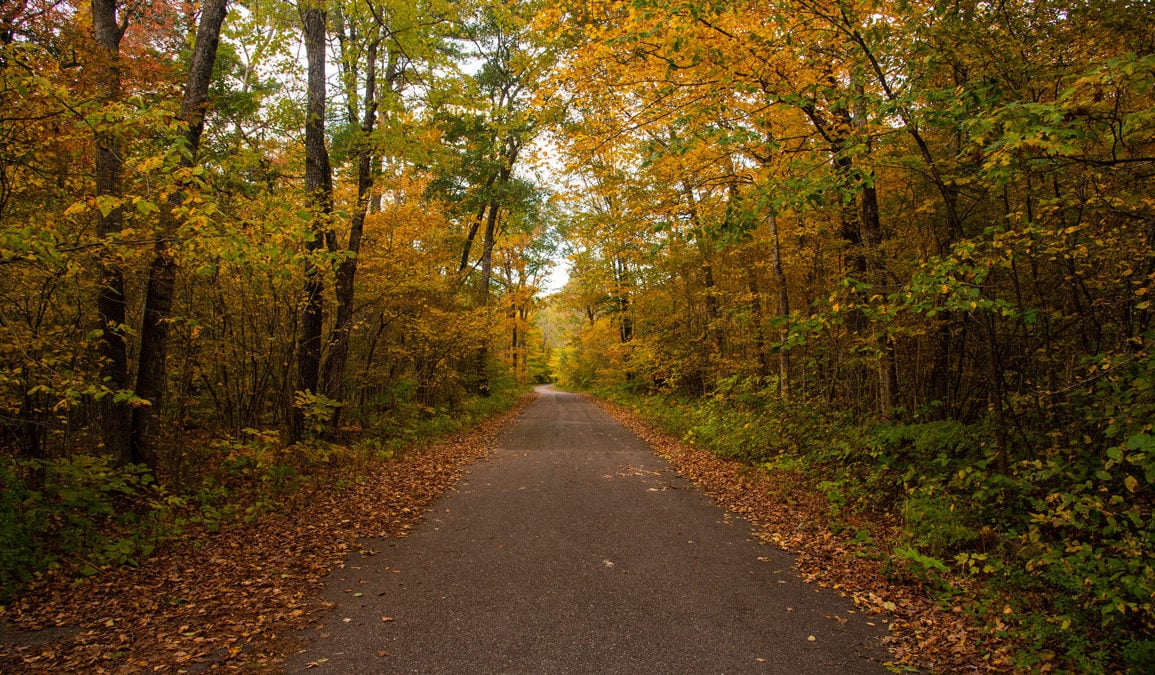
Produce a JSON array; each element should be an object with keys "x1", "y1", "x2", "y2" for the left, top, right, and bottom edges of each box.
[
  {"x1": 478, "y1": 198, "x2": 500, "y2": 304},
  {"x1": 131, "y1": 0, "x2": 229, "y2": 470},
  {"x1": 18, "y1": 366, "x2": 42, "y2": 461},
  {"x1": 472, "y1": 198, "x2": 500, "y2": 395},
  {"x1": 518, "y1": 304, "x2": 530, "y2": 382},
  {"x1": 509, "y1": 288, "x2": 519, "y2": 380},
  {"x1": 459, "y1": 175, "x2": 497, "y2": 272},
  {"x1": 766, "y1": 212, "x2": 791, "y2": 396},
  {"x1": 91, "y1": 0, "x2": 131, "y2": 464},
  {"x1": 613, "y1": 256, "x2": 632, "y2": 343},
  {"x1": 983, "y1": 310, "x2": 1010, "y2": 474},
  {"x1": 681, "y1": 182, "x2": 724, "y2": 356},
  {"x1": 321, "y1": 38, "x2": 379, "y2": 434},
  {"x1": 858, "y1": 167, "x2": 896, "y2": 417},
  {"x1": 292, "y1": 0, "x2": 333, "y2": 441}
]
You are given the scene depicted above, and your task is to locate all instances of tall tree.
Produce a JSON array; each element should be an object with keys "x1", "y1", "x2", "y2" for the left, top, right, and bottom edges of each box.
[
  {"x1": 431, "y1": 0, "x2": 558, "y2": 392},
  {"x1": 292, "y1": 0, "x2": 333, "y2": 440},
  {"x1": 91, "y1": 0, "x2": 132, "y2": 464},
  {"x1": 319, "y1": 4, "x2": 380, "y2": 433},
  {"x1": 131, "y1": 0, "x2": 230, "y2": 469}
]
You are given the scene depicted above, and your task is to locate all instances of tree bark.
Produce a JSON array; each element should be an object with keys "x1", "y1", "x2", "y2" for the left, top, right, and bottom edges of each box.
[
  {"x1": 854, "y1": 90, "x2": 898, "y2": 418},
  {"x1": 613, "y1": 257, "x2": 633, "y2": 343},
  {"x1": 131, "y1": 0, "x2": 229, "y2": 470},
  {"x1": 478, "y1": 191, "x2": 503, "y2": 305},
  {"x1": 321, "y1": 37, "x2": 379, "y2": 434},
  {"x1": 766, "y1": 212, "x2": 791, "y2": 396},
  {"x1": 91, "y1": 0, "x2": 131, "y2": 464},
  {"x1": 459, "y1": 174, "x2": 498, "y2": 272},
  {"x1": 681, "y1": 182, "x2": 725, "y2": 356},
  {"x1": 292, "y1": 0, "x2": 333, "y2": 441}
]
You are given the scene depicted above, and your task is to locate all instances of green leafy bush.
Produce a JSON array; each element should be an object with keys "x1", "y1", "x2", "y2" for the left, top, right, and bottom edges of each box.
[
  {"x1": 0, "y1": 462, "x2": 51, "y2": 599},
  {"x1": 0, "y1": 456, "x2": 174, "y2": 600}
]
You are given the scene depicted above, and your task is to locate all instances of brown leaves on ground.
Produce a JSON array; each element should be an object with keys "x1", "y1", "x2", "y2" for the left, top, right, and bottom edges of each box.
[
  {"x1": 1, "y1": 391, "x2": 1014, "y2": 672},
  {"x1": 591, "y1": 396, "x2": 1016, "y2": 673},
  {"x1": 0, "y1": 394, "x2": 536, "y2": 673}
]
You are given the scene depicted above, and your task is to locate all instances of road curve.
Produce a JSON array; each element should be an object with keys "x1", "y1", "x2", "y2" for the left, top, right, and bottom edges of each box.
[{"x1": 286, "y1": 386, "x2": 890, "y2": 673}]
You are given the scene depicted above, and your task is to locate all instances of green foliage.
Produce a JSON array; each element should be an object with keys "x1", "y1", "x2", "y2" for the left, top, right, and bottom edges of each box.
[
  {"x1": 0, "y1": 456, "x2": 174, "y2": 600},
  {"x1": 356, "y1": 367, "x2": 524, "y2": 448},
  {"x1": 0, "y1": 372, "x2": 528, "y2": 601},
  {"x1": 0, "y1": 463, "x2": 51, "y2": 599},
  {"x1": 889, "y1": 545, "x2": 951, "y2": 590},
  {"x1": 293, "y1": 390, "x2": 343, "y2": 440}
]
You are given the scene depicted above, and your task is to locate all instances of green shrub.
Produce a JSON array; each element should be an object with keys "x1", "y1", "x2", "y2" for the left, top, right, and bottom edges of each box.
[
  {"x1": 889, "y1": 545, "x2": 952, "y2": 590},
  {"x1": 0, "y1": 462, "x2": 51, "y2": 599},
  {"x1": 0, "y1": 455, "x2": 175, "y2": 600}
]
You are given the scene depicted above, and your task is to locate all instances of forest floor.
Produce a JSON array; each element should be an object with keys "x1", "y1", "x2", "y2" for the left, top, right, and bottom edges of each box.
[{"x1": 0, "y1": 387, "x2": 1012, "y2": 672}]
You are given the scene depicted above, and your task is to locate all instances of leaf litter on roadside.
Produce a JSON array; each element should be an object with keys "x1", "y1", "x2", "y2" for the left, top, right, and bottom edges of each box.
[
  {"x1": 1, "y1": 391, "x2": 1013, "y2": 673},
  {"x1": 590, "y1": 396, "x2": 1015, "y2": 673},
  {"x1": 0, "y1": 395, "x2": 536, "y2": 673}
]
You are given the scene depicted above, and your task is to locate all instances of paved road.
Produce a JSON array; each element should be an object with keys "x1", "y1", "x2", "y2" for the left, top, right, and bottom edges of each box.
[{"x1": 286, "y1": 386, "x2": 890, "y2": 673}]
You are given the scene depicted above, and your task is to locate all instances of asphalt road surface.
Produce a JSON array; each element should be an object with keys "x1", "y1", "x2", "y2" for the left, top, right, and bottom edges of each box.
[{"x1": 286, "y1": 386, "x2": 891, "y2": 673}]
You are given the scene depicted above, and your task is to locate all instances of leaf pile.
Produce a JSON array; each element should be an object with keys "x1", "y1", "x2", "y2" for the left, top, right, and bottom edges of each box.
[
  {"x1": 591, "y1": 396, "x2": 1016, "y2": 673},
  {"x1": 0, "y1": 394, "x2": 536, "y2": 673}
]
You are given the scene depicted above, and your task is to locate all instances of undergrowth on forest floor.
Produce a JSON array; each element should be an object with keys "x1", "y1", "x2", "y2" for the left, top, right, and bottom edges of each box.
[
  {"x1": 0, "y1": 387, "x2": 533, "y2": 671},
  {"x1": 0, "y1": 381, "x2": 527, "y2": 604}
]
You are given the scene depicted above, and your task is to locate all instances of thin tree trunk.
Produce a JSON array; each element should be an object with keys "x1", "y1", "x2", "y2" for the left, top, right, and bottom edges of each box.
[
  {"x1": 509, "y1": 288, "x2": 519, "y2": 380},
  {"x1": 613, "y1": 256, "x2": 632, "y2": 343},
  {"x1": 131, "y1": 0, "x2": 229, "y2": 470},
  {"x1": 472, "y1": 197, "x2": 500, "y2": 395},
  {"x1": 858, "y1": 165, "x2": 896, "y2": 417},
  {"x1": 984, "y1": 310, "x2": 1010, "y2": 474},
  {"x1": 18, "y1": 366, "x2": 42, "y2": 460},
  {"x1": 766, "y1": 212, "x2": 791, "y2": 396},
  {"x1": 518, "y1": 304, "x2": 529, "y2": 382},
  {"x1": 321, "y1": 38, "x2": 379, "y2": 434},
  {"x1": 681, "y1": 182, "x2": 724, "y2": 356},
  {"x1": 91, "y1": 0, "x2": 131, "y2": 464}
]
